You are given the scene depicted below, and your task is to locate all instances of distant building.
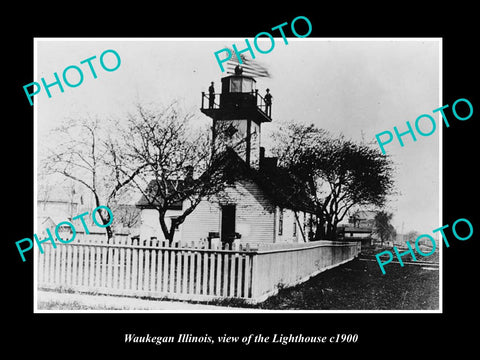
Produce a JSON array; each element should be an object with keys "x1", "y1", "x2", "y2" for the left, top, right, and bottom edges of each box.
[
  {"x1": 338, "y1": 226, "x2": 373, "y2": 248},
  {"x1": 348, "y1": 210, "x2": 377, "y2": 229},
  {"x1": 338, "y1": 209, "x2": 378, "y2": 248},
  {"x1": 37, "y1": 182, "x2": 83, "y2": 233},
  {"x1": 37, "y1": 183, "x2": 140, "y2": 236}
]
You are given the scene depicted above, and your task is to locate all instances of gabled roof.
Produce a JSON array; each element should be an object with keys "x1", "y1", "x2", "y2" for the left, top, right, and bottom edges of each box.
[
  {"x1": 136, "y1": 180, "x2": 188, "y2": 209},
  {"x1": 341, "y1": 226, "x2": 373, "y2": 233},
  {"x1": 253, "y1": 160, "x2": 315, "y2": 212},
  {"x1": 353, "y1": 210, "x2": 377, "y2": 220},
  {"x1": 136, "y1": 148, "x2": 315, "y2": 213}
]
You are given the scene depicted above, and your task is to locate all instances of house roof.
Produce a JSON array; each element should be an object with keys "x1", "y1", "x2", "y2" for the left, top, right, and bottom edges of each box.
[
  {"x1": 136, "y1": 149, "x2": 239, "y2": 209},
  {"x1": 136, "y1": 180, "x2": 188, "y2": 208},
  {"x1": 252, "y1": 159, "x2": 315, "y2": 212},
  {"x1": 136, "y1": 148, "x2": 315, "y2": 213},
  {"x1": 353, "y1": 210, "x2": 377, "y2": 220},
  {"x1": 340, "y1": 226, "x2": 373, "y2": 233}
]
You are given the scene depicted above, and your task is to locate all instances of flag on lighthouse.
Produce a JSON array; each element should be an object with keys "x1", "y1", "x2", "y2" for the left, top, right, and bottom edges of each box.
[{"x1": 225, "y1": 48, "x2": 271, "y2": 78}]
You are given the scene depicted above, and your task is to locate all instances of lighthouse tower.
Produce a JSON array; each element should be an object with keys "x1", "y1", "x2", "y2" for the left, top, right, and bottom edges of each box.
[{"x1": 200, "y1": 67, "x2": 272, "y2": 169}]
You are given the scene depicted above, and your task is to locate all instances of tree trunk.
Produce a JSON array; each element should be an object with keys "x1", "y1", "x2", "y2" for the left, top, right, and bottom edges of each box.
[
  {"x1": 158, "y1": 211, "x2": 173, "y2": 244},
  {"x1": 157, "y1": 211, "x2": 179, "y2": 245},
  {"x1": 294, "y1": 212, "x2": 306, "y2": 242},
  {"x1": 331, "y1": 222, "x2": 338, "y2": 241},
  {"x1": 97, "y1": 207, "x2": 114, "y2": 244},
  {"x1": 314, "y1": 218, "x2": 326, "y2": 240},
  {"x1": 313, "y1": 210, "x2": 326, "y2": 240},
  {"x1": 166, "y1": 228, "x2": 175, "y2": 245},
  {"x1": 105, "y1": 225, "x2": 113, "y2": 243},
  {"x1": 325, "y1": 219, "x2": 337, "y2": 240}
]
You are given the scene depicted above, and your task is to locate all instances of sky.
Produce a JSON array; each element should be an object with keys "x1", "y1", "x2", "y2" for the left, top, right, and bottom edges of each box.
[{"x1": 35, "y1": 38, "x2": 441, "y2": 235}]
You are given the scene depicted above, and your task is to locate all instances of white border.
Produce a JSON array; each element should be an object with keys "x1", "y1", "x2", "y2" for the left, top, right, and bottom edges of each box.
[{"x1": 33, "y1": 37, "x2": 443, "y2": 314}]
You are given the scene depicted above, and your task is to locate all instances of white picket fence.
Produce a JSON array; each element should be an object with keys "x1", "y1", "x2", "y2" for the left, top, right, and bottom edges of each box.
[{"x1": 37, "y1": 235, "x2": 361, "y2": 304}]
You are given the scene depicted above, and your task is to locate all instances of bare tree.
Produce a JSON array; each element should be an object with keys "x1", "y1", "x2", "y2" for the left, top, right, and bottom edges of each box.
[
  {"x1": 113, "y1": 204, "x2": 141, "y2": 229},
  {"x1": 42, "y1": 116, "x2": 146, "y2": 242},
  {"x1": 126, "y1": 103, "x2": 238, "y2": 244},
  {"x1": 272, "y1": 122, "x2": 395, "y2": 240}
]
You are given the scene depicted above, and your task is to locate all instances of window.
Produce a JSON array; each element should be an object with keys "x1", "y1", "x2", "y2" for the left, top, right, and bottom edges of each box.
[
  {"x1": 230, "y1": 78, "x2": 241, "y2": 92},
  {"x1": 293, "y1": 220, "x2": 297, "y2": 237},
  {"x1": 242, "y1": 78, "x2": 253, "y2": 93},
  {"x1": 229, "y1": 77, "x2": 254, "y2": 93},
  {"x1": 225, "y1": 124, "x2": 238, "y2": 138},
  {"x1": 278, "y1": 208, "x2": 283, "y2": 236}
]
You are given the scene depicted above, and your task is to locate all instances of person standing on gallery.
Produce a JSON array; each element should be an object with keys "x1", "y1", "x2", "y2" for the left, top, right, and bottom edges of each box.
[
  {"x1": 208, "y1": 81, "x2": 215, "y2": 109},
  {"x1": 264, "y1": 88, "x2": 272, "y2": 117}
]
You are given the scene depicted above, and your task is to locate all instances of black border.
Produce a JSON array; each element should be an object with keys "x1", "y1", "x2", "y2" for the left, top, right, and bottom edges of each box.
[{"x1": 6, "y1": 5, "x2": 478, "y2": 355}]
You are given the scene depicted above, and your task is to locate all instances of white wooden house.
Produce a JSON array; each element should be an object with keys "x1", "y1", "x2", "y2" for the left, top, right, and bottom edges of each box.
[
  {"x1": 37, "y1": 68, "x2": 362, "y2": 305},
  {"x1": 137, "y1": 70, "x2": 317, "y2": 245},
  {"x1": 137, "y1": 156, "x2": 317, "y2": 245}
]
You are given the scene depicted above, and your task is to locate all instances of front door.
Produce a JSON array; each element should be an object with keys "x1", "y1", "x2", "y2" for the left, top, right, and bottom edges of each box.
[{"x1": 221, "y1": 205, "x2": 236, "y2": 244}]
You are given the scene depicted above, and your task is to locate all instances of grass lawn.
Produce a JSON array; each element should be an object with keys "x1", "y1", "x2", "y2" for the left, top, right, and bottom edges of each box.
[
  {"x1": 213, "y1": 251, "x2": 439, "y2": 310},
  {"x1": 259, "y1": 258, "x2": 438, "y2": 310},
  {"x1": 38, "y1": 300, "x2": 133, "y2": 310},
  {"x1": 38, "y1": 249, "x2": 440, "y2": 311}
]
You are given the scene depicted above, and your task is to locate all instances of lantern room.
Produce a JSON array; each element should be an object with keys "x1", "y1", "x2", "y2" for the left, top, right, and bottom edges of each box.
[{"x1": 201, "y1": 71, "x2": 272, "y2": 123}]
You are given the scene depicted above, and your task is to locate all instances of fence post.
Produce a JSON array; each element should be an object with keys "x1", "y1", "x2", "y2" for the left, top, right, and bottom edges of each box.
[
  {"x1": 119, "y1": 240, "x2": 126, "y2": 291},
  {"x1": 176, "y1": 243, "x2": 183, "y2": 294},
  {"x1": 195, "y1": 248, "x2": 202, "y2": 296},
  {"x1": 237, "y1": 253, "x2": 243, "y2": 298},
  {"x1": 54, "y1": 242, "x2": 61, "y2": 284},
  {"x1": 209, "y1": 244, "x2": 215, "y2": 296},
  {"x1": 144, "y1": 240, "x2": 151, "y2": 292},
  {"x1": 229, "y1": 249, "x2": 235, "y2": 297},
  {"x1": 125, "y1": 241, "x2": 132, "y2": 290},
  {"x1": 107, "y1": 242, "x2": 114, "y2": 288},
  {"x1": 215, "y1": 248, "x2": 222, "y2": 296},
  {"x1": 132, "y1": 239, "x2": 138, "y2": 291},
  {"x1": 65, "y1": 244, "x2": 72, "y2": 286},
  {"x1": 222, "y1": 250, "x2": 229, "y2": 297},
  {"x1": 71, "y1": 244, "x2": 79, "y2": 286},
  {"x1": 82, "y1": 244, "x2": 90, "y2": 287},
  {"x1": 163, "y1": 242, "x2": 169, "y2": 293},
  {"x1": 156, "y1": 246, "x2": 163, "y2": 293},
  {"x1": 169, "y1": 242, "x2": 176, "y2": 293},
  {"x1": 202, "y1": 249, "x2": 208, "y2": 295},
  {"x1": 250, "y1": 251, "x2": 260, "y2": 300},
  {"x1": 188, "y1": 242, "x2": 195, "y2": 294},
  {"x1": 150, "y1": 246, "x2": 156, "y2": 293}
]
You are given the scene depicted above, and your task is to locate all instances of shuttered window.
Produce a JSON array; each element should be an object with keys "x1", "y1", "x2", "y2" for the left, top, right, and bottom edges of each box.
[{"x1": 278, "y1": 208, "x2": 283, "y2": 236}]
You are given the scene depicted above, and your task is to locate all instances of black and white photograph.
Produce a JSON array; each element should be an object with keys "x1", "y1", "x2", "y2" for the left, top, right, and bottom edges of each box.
[
  {"x1": 6, "y1": 7, "x2": 478, "y2": 356},
  {"x1": 33, "y1": 38, "x2": 440, "y2": 312}
]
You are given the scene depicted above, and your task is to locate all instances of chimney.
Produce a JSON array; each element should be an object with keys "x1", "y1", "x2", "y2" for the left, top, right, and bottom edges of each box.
[{"x1": 259, "y1": 147, "x2": 278, "y2": 171}]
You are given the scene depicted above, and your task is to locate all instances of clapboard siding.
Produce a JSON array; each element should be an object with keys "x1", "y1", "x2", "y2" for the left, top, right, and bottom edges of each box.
[
  {"x1": 139, "y1": 179, "x2": 280, "y2": 244},
  {"x1": 230, "y1": 179, "x2": 275, "y2": 243},
  {"x1": 182, "y1": 179, "x2": 276, "y2": 243},
  {"x1": 181, "y1": 201, "x2": 220, "y2": 242},
  {"x1": 275, "y1": 209, "x2": 312, "y2": 243}
]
